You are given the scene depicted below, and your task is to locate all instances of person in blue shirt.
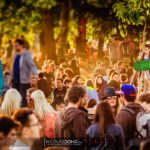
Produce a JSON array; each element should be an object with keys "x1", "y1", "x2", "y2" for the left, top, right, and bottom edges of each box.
[
  {"x1": 11, "y1": 39, "x2": 37, "y2": 107},
  {"x1": 85, "y1": 80, "x2": 99, "y2": 104}
]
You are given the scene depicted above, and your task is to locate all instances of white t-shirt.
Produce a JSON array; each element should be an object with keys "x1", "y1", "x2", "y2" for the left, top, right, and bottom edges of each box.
[
  {"x1": 136, "y1": 111, "x2": 150, "y2": 137},
  {"x1": 10, "y1": 140, "x2": 30, "y2": 150}
]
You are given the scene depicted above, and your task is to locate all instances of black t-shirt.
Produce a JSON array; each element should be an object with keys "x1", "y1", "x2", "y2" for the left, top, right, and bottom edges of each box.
[{"x1": 53, "y1": 86, "x2": 68, "y2": 101}]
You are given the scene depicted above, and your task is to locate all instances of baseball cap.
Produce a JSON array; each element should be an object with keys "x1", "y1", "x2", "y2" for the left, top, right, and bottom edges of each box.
[{"x1": 120, "y1": 84, "x2": 136, "y2": 96}]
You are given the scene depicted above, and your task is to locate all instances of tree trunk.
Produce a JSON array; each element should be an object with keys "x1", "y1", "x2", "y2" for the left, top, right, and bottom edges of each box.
[
  {"x1": 42, "y1": 9, "x2": 56, "y2": 60},
  {"x1": 98, "y1": 37, "x2": 104, "y2": 60},
  {"x1": 76, "y1": 0, "x2": 86, "y2": 56},
  {"x1": 142, "y1": 21, "x2": 147, "y2": 51},
  {"x1": 57, "y1": 0, "x2": 71, "y2": 63},
  {"x1": 39, "y1": 30, "x2": 45, "y2": 60}
]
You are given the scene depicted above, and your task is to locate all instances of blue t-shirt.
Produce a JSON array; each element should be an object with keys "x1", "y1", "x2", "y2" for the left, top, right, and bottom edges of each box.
[{"x1": 13, "y1": 55, "x2": 21, "y2": 83}]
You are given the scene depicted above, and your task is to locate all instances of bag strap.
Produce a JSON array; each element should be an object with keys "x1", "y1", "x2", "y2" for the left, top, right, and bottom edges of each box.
[
  {"x1": 121, "y1": 107, "x2": 144, "y2": 138},
  {"x1": 143, "y1": 119, "x2": 150, "y2": 137},
  {"x1": 122, "y1": 107, "x2": 135, "y2": 115}
]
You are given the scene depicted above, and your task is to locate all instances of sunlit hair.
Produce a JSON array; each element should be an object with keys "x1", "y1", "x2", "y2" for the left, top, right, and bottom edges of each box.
[
  {"x1": 105, "y1": 97, "x2": 120, "y2": 118},
  {"x1": 72, "y1": 75, "x2": 82, "y2": 85},
  {"x1": 64, "y1": 68, "x2": 75, "y2": 79},
  {"x1": 108, "y1": 69, "x2": 115, "y2": 78},
  {"x1": 95, "y1": 75, "x2": 104, "y2": 90},
  {"x1": 110, "y1": 71, "x2": 119, "y2": 80},
  {"x1": 95, "y1": 101, "x2": 116, "y2": 138},
  {"x1": 56, "y1": 68, "x2": 64, "y2": 79},
  {"x1": 120, "y1": 73, "x2": 128, "y2": 83},
  {"x1": 1, "y1": 89, "x2": 22, "y2": 116},
  {"x1": 85, "y1": 79, "x2": 94, "y2": 88},
  {"x1": 138, "y1": 93, "x2": 150, "y2": 104},
  {"x1": 117, "y1": 61, "x2": 124, "y2": 68},
  {"x1": 31, "y1": 90, "x2": 55, "y2": 119}
]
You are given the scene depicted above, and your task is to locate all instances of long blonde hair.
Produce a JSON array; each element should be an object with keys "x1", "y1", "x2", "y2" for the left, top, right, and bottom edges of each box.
[
  {"x1": 31, "y1": 90, "x2": 55, "y2": 119},
  {"x1": 1, "y1": 89, "x2": 22, "y2": 116}
]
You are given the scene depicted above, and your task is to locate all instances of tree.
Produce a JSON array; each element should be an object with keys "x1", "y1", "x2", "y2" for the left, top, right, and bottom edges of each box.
[
  {"x1": 84, "y1": 0, "x2": 121, "y2": 60},
  {"x1": 113, "y1": 0, "x2": 150, "y2": 48},
  {"x1": 0, "y1": 0, "x2": 57, "y2": 61},
  {"x1": 0, "y1": 0, "x2": 41, "y2": 39},
  {"x1": 57, "y1": 0, "x2": 71, "y2": 63},
  {"x1": 113, "y1": 0, "x2": 150, "y2": 92},
  {"x1": 25, "y1": 0, "x2": 57, "y2": 60},
  {"x1": 42, "y1": 8, "x2": 56, "y2": 60}
]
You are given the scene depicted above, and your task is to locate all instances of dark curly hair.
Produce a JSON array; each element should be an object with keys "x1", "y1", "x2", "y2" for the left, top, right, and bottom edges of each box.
[{"x1": 68, "y1": 85, "x2": 86, "y2": 104}]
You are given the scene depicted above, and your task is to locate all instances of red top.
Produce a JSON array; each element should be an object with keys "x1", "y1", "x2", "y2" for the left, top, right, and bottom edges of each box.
[{"x1": 40, "y1": 112, "x2": 57, "y2": 138}]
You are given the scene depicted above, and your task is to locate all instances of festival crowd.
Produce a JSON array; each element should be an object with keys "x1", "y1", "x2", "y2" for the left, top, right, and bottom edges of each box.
[{"x1": 0, "y1": 37, "x2": 150, "y2": 150}]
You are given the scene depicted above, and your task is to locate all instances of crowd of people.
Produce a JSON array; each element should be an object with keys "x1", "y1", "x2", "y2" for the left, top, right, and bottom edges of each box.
[{"x1": 0, "y1": 37, "x2": 150, "y2": 150}]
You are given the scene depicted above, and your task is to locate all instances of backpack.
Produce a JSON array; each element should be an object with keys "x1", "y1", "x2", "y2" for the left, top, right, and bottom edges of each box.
[
  {"x1": 122, "y1": 107, "x2": 150, "y2": 150},
  {"x1": 136, "y1": 112, "x2": 150, "y2": 138}
]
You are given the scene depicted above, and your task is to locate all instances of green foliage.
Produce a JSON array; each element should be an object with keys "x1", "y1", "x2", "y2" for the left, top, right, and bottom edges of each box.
[
  {"x1": 83, "y1": 0, "x2": 120, "y2": 41},
  {"x1": 0, "y1": 0, "x2": 58, "y2": 47},
  {"x1": 24, "y1": 0, "x2": 56, "y2": 9},
  {"x1": 113, "y1": 0, "x2": 150, "y2": 25},
  {"x1": 87, "y1": 0, "x2": 113, "y2": 8},
  {"x1": 0, "y1": 0, "x2": 147, "y2": 51},
  {"x1": 0, "y1": 1, "x2": 5, "y2": 8}
]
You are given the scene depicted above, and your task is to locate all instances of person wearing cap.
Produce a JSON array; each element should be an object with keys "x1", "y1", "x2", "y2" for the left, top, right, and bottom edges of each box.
[
  {"x1": 102, "y1": 87, "x2": 120, "y2": 118},
  {"x1": 116, "y1": 84, "x2": 143, "y2": 146}
]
